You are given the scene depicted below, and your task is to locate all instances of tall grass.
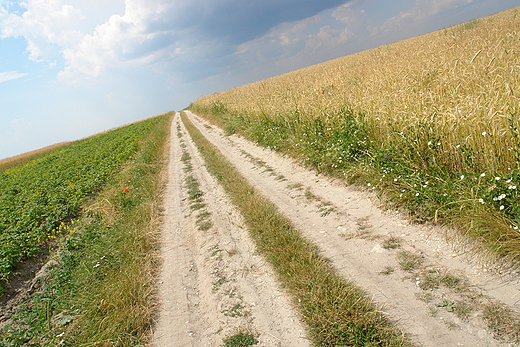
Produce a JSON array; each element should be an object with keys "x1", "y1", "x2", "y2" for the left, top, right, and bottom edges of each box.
[{"x1": 190, "y1": 7, "x2": 520, "y2": 264}]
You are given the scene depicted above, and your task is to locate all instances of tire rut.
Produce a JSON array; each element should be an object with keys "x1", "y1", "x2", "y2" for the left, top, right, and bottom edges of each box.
[
  {"x1": 184, "y1": 110, "x2": 520, "y2": 347},
  {"x1": 152, "y1": 113, "x2": 309, "y2": 346}
]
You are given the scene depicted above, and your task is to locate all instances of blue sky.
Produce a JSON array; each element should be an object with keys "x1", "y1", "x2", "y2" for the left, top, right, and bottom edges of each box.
[{"x1": 0, "y1": 0, "x2": 518, "y2": 159}]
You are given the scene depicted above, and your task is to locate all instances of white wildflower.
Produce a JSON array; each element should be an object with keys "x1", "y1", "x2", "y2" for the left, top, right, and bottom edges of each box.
[{"x1": 493, "y1": 193, "x2": 507, "y2": 201}]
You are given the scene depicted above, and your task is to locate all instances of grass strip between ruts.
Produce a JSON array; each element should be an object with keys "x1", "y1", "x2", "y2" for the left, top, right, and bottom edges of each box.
[{"x1": 180, "y1": 112, "x2": 411, "y2": 346}]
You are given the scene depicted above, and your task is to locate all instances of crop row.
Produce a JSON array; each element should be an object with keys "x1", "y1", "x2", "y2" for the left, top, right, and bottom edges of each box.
[{"x1": 0, "y1": 116, "x2": 163, "y2": 290}]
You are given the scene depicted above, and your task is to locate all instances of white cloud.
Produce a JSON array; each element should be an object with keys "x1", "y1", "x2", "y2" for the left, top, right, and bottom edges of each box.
[
  {"x1": 0, "y1": 71, "x2": 28, "y2": 83},
  {"x1": 229, "y1": 10, "x2": 357, "y2": 83},
  {"x1": 303, "y1": 25, "x2": 354, "y2": 54},
  {"x1": 372, "y1": 0, "x2": 475, "y2": 35},
  {"x1": 11, "y1": 117, "x2": 33, "y2": 133},
  {"x1": 2, "y1": 0, "x2": 352, "y2": 84},
  {"x1": 331, "y1": 0, "x2": 367, "y2": 25},
  {"x1": 277, "y1": 17, "x2": 317, "y2": 47},
  {"x1": 0, "y1": 0, "x2": 86, "y2": 61},
  {"x1": 58, "y1": 1, "x2": 180, "y2": 83}
]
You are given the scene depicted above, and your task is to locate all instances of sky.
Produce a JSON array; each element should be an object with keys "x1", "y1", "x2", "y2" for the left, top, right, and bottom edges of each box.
[{"x1": 0, "y1": 0, "x2": 518, "y2": 159}]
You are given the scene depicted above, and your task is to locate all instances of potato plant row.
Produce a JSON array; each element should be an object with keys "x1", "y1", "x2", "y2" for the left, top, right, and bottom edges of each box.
[{"x1": 0, "y1": 116, "x2": 162, "y2": 288}]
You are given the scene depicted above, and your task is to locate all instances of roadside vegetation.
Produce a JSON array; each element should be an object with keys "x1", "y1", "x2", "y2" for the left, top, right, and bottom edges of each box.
[
  {"x1": 190, "y1": 7, "x2": 520, "y2": 265},
  {"x1": 181, "y1": 112, "x2": 411, "y2": 346},
  {"x1": 0, "y1": 112, "x2": 172, "y2": 345}
]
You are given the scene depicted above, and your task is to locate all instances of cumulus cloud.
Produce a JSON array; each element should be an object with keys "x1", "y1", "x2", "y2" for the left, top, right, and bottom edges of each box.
[
  {"x1": 331, "y1": 0, "x2": 367, "y2": 24},
  {"x1": 278, "y1": 20, "x2": 313, "y2": 47},
  {"x1": 372, "y1": 0, "x2": 475, "y2": 35},
  {"x1": 1, "y1": 0, "x2": 350, "y2": 83},
  {"x1": 0, "y1": 71, "x2": 28, "y2": 83},
  {"x1": 0, "y1": 0, "x2": 86, "y2": 62},
  {"x1": 228, "y1": 8, "x2": 358, "y2": 83},
  {"x1": 304, "y1": 25, "x2": 354, "y2": 54}
]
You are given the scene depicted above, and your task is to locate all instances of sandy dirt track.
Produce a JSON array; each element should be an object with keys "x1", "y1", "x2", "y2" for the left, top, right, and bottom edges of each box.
[
  {"x1": 153, "y1": 111, "x2": 520, "y2": 346},
  {"x1": 152, "y1": 113, "x2": 309, "y2": 346}
]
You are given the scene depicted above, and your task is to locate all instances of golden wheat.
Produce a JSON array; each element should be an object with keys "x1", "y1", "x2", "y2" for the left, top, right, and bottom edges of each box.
[{"x1": 193, "y1": 7, "x2": 520, "y2": 174}]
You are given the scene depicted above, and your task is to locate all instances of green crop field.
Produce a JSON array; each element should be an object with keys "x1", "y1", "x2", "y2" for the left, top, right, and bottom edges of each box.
[
  {"x1": 1, "y1": 113, "x2": 171, "y2": 345},
  {"x1": 190, "y1": 7, "x2": 520, "y2": 263},
  {"x1": 0, "y1": 116, "x2": 162, "y2": 293}
]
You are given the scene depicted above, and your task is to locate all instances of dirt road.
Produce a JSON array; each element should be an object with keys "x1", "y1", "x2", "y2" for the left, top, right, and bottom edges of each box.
[
  {"x1": 152, "y1": 113, "x2": 309, "y2": 346},
  {"x1": 153, "y1": 111, "x2": 520, "y2": 346}
]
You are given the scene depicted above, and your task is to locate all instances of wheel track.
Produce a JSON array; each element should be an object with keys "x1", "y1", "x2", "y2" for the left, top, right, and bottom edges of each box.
[
  {"x1": 152, "y1": 113, "x2": 309, "y2": 346},
  {"x1": 184, "y1": 110, "x2": 520, "y2": 347}
]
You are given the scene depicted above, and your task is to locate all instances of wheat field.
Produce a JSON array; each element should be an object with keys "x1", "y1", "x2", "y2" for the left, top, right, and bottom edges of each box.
[
  {"x1": 194, "y1": 7, "x2": 519, "y2": 172},
  {"x1": 191, "y1": 7, "x2": 520, "y2": 261}
]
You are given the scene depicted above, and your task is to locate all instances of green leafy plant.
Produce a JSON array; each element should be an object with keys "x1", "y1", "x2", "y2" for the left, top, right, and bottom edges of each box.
[
  {"x1": 1, "y1": 112, "x2": 172, "y2": 345},
  {"x1": 222, "y1": 331, "x2": 259, "y2": 347}
]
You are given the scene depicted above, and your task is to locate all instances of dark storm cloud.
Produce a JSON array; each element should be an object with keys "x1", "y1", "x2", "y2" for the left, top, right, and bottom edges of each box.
[
  {"x1": 193, "y1": 0, "x2": 351, "y2": 44},
  {"x1": 146, "y1": 0, "x2": 351, "y2": 45},
  {"x1": 134, "y1": 0, "x2": 351, "y2": 81}
]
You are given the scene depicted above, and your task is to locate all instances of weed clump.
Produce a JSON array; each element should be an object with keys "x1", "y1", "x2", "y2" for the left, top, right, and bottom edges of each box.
[{"x1": 222, "y1": 331, "x2": 259, "y2": 347}]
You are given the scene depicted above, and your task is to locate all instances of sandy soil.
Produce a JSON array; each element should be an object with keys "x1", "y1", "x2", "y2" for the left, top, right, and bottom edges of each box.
[
  {"x1": 152, "y1": 113, "x2": 309, "y2": 346},
  {"x1": 153, "y1": 111, "x2": 520, "y2": 346}
]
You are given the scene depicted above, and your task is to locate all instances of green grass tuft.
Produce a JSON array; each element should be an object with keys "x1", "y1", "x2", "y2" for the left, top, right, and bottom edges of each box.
[{"x1": 222, "y1": 331, "x2": 259, "y2": 347}]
